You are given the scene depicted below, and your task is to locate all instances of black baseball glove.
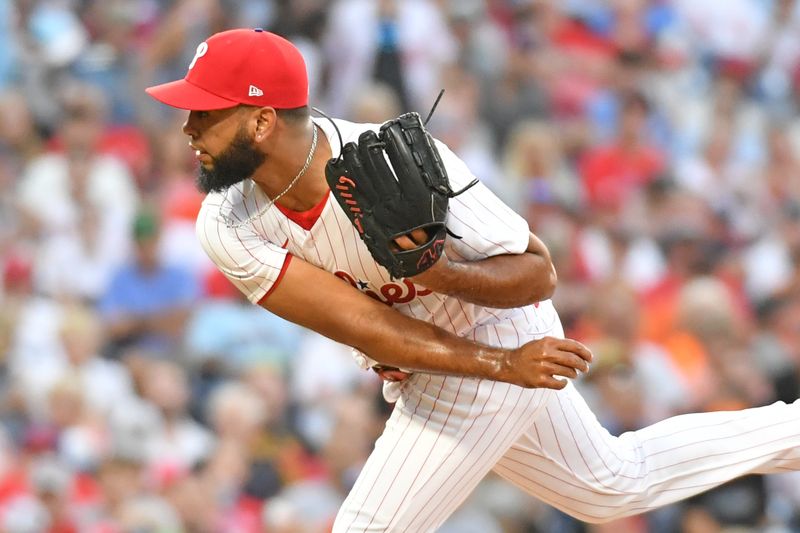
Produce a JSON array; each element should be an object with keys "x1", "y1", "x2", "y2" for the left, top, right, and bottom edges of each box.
[{"x1": 325, "y1": 112, "x2": 476, "y2": 279}]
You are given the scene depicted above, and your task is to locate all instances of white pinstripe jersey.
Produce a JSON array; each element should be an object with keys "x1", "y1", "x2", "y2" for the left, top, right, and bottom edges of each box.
[{"x1": 196, "y1": 117, "x2": 559, "y2": 356}]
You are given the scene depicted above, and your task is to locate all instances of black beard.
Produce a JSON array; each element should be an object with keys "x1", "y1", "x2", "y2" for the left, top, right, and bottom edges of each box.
[{"x1": 196, "y1": 128, "x2": 265, "y2": 194}]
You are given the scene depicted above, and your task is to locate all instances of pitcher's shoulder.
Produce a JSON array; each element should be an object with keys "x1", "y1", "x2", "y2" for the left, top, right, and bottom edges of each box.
[{"x1": 197, "y1": 181, "x2": 259, "y2": 227}]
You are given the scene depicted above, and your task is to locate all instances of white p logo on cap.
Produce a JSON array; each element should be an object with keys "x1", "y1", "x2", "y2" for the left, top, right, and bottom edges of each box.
[{"x1": 189, "y1": 42, "x2": 208, "y2": 70}]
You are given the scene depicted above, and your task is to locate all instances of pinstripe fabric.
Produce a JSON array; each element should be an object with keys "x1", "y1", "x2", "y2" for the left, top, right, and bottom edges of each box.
[
  {"x1": 492, "y1": 385, "x2": 800, "y2": 524},
  {"x1": 333, "y1": 314, "x2": 558, "y2": 533},
  {"x1": 335, "y1": 373, "x2": 552, "y2": 532},
  {"x1": 335, "y1": 341, "x2": 800, "y2": 531},
  {"x1": 195, "y1": 117, "x2": 800, "y2": 532}
]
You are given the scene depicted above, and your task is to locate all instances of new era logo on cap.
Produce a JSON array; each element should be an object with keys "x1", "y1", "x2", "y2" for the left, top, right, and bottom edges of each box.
[{"x1": 248, "y1": 85, "x2": 264, "y2": 97}]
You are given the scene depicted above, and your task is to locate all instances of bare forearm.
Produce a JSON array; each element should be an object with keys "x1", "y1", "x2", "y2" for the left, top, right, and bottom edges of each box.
[
  {"x1": 263, "y1": 256, "x2": 590, "y2": 389},
  {"x1": 348, "y1": 305, "x2": 505, "y2": 377},
  {"x1": 266, "y1": 260, "x2": 507, "y2": 379},
  {"x1": 411, "y1": 233, "x2": 557, "y2": 308},
  {"x1": 276, "y1": 292, "x2": 587, "y2": 387}
]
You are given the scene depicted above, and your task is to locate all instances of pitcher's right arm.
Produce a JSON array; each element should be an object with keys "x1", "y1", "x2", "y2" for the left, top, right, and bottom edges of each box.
[{"x1": 261, "y1": 255, "x2": 591, "y2": 390}]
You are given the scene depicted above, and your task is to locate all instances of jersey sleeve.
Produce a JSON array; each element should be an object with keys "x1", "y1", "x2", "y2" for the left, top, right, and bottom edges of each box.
[
  {"x1": 196, "y1": 197, "x2": 290, "y2": 304},
  {"x1": 435, "y1": 140, "x2": 530, "y2": 260}
]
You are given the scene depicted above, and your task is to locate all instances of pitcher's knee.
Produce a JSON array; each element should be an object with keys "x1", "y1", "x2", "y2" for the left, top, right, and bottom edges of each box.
[
  {"x1": 555, "y1": 489, "x2": 647, "y2": 524},
  {"x1": 554, "y1": 499, "x2": 637, "y2": 524}
]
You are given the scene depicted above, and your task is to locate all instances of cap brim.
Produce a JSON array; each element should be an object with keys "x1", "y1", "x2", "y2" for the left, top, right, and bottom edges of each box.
[{"x1": 145, "y1": 79, "x2": 239, "y2": 111}]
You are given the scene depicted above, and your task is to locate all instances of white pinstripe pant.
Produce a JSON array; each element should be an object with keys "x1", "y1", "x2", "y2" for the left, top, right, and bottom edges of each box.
[{"x1": 333, "y1": 365, "x2": 800, "y2": 531}]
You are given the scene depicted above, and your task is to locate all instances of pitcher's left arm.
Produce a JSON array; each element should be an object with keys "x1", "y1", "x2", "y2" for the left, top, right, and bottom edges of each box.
[{"x1": 404, "y1": 231, "x2": 555, "y2": 308}]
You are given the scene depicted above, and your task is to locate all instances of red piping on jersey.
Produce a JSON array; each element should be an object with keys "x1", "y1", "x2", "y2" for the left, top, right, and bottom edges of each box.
[
  {"x1": 258, "y1": 253, "x2": 293, "y2": 305},
  {"x1": 275, "y1": 193, "x2": 329, "y2": 231}
]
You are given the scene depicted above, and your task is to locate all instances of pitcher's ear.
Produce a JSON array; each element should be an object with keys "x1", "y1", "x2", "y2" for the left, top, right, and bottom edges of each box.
[{"x1": 249, "y1": 106, "x2": 277, "y2": 142}]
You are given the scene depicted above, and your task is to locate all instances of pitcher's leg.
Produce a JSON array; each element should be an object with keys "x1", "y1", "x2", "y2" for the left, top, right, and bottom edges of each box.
[
  {"x1": 494, "y1": 382, "x2": 800, "y2": 523},
  {"x1": 333, "y1": 374, "x2": 551, "y2": 533}
]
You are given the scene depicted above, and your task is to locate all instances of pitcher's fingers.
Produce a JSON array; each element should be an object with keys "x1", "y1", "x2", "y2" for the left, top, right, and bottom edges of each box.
[
  {"x1": 393, "y1": 229, "x2": 429, "y2": 251},
  {"x1": 553, "y1": 351, "x2": 591, "y2": 373},
  {"x1": 547, "y1": 362, "x2": 580, "y2": 380},
  {"x1": 393, "y1": 235, "x2": 418, "y2": 251},
  {"x1": 409, "y1": 228, "x2": 428, "y2": 245},
  {"x1": 557, "y1": 338, "x2": 593, "y2": 362},
  {"x1": 539, "y1": 376, "x2": 569, "y2": 390},
  {"x1": 543, "y1": 349, "x2": 589, "y2": 373}
]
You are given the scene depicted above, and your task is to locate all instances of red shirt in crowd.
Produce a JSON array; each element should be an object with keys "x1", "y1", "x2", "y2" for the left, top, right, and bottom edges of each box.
[{"x1": 579, "y1": 144, "x2": 665, "y2": 210}]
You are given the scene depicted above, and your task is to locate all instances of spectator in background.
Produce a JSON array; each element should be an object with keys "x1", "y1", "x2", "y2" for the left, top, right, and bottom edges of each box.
[
  {"x1": 12, "y1": 304, "x2": 134, "y2": 468},
  {"x1": 95, "y1": 452, "x2": 147, "y2": 527},
  {"x1": 261, "y1": 392, "x2": 387, "y2": 533},
  {"x1": 0, "y1": 90, "x2": 43, "y2": 173},
  {"x1": 672, "y1": 0, "x2": 770, "y2": 69},
  {"x1": 0, "y1": 157, "x2": 24, "y2": 276},
  {"x1": 57, "y1": 305, "x2": 134, "y2": 419},
  {"x1": 748, "y1": 204, "x2": 800, "y2": 304},
  {"x1": 34, "y1": 455, "x2": 91, "y2": 532},
  {"x1": 672, "y1": 68, "x2": 767, "y2": 167},
  {"x1": 33, "y1": 187, "x2": 121, "y2": 302},
  {"x1": 45, "y1": 375, "x2": 105, "y2": 474},
  {"x1": 639, "y1": 211, "x2": 716, "y2": 346},
  {"x1": 578, "y1": 90, "x2": 665, "y2": 214},
  {"x1": 289, "y1": 333, "x2": 379, "y2": 446},
  {"x1": 674, "y1": 276, "x2": 770, "y2": 410},
  {"x1": 206, "y1": 376, "x2": 322, "y2": 512},
  {"x1": 200, "y1": 439, "x2": 265, "y2": 530},
  {"x1": 139, "y1": 360, "x2": 214, "y2": 474},
  {"x1": 480, "y1": 1, "x2": 551, "y2": 149},
  {"x1": 501, "y1": 118, "x2": 582, "y2": 219},
  {"x1": 445, "y1": 0, "x2": 509, "y2": 84},
  {"x1": 322, "y1": 0, "x2": 456, "y2": 116},
  {"x1": 16, "y1": 82, "x2": 139, "y2": 241},
  {"x1": 760, "y1": 0, "x2": 800, "y2": 113},
  {"x1": 758, "y1": 123, "x2": 800, "y2": 217},
  {"x1": 0, "y1": 0, "x2": 18, "y2": 90},
  {"x1": 3, "y1": 254, "x2": 69, "y2": 423},
  {"x1": 206, "y1": 383, "x2": 274, "y2": 502},
  {"x1": 14, "y1": 83, "x2": 138, "y2": 302},
  {"x1": 12, "y1": 0, "x2": 90, "y2": 130},
  {"x1": 574, "y1": 279, "x2": 689, "y2": 429},
  {"x1": 71, "y1": 0, "x2": 148, "y2": 126},
  {"x1": 185, "y1": 270, "x2": 303, "y2": 373},
  {"x1": 680, "y1": 475, "x2": 768, "y2": 532},
  {"x1": 99, "y1": 209, "x2": 199, "y2": 358},
  {"x1": 674, "y1": 117, "x2": 762, "y2": 241},
  {"x1": 347, "y1": 82, "x2": 402, "y2": 124},
  {"x1": 165, "y1": 470, "x2": 224, "y2": 531},
  {"x1": 751, "y1": 295, "x2": 800, "y2": 403},
  {"x1": 96, "y1": 451, "x2": 182, "y2": 532},
  {"x1": 426, "y1": 65, "x2": 502, "y2": 192}
]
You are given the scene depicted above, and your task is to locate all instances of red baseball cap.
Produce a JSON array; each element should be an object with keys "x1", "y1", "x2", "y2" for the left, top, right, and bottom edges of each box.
[{"x1": 146, "y1": 28, "x2": 308, "y2": 110}]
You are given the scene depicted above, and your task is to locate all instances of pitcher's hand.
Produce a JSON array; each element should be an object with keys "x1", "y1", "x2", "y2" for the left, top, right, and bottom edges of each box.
[{"x1": 500, "y1": 336, "x2": 592, "y2": 389}]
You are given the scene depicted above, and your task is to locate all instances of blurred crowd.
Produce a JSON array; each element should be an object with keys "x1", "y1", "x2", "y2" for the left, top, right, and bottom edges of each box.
[{"x1": 2, "y1": 0, "x2": 800, "y2": 531}]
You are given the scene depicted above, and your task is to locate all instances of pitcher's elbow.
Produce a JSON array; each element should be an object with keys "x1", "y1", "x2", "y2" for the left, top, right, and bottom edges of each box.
[{"x1": 529, "y1": 268, "x2": 557, "y2": 303}]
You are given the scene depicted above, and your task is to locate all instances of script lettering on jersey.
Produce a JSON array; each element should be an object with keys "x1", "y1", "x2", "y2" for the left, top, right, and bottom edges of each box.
[{"x1": 334, "y1": 270, "x2": 432, "y2": 306}]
